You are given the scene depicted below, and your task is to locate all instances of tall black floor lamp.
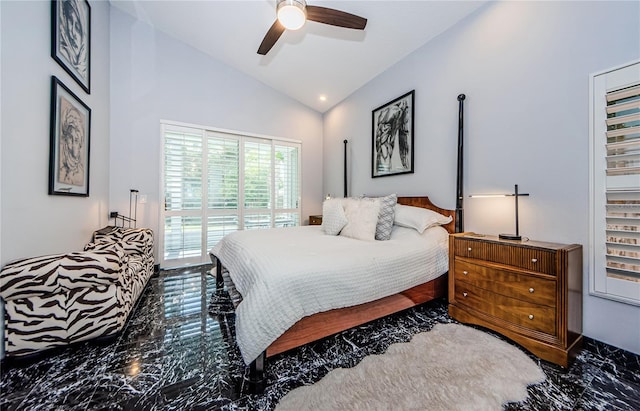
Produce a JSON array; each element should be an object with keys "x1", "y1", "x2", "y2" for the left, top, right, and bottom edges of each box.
[
  {"x1": 455, "y1": 94, "x2": 465, "y2": 233},
  {"x1": 343, "y1": 139, "x2": 348, "y2": 198}
]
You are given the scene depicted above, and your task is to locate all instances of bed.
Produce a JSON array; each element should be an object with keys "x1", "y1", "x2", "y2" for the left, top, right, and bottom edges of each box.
[{"x1": 209, "y1": 196, "x2": 456, "y2": 385}]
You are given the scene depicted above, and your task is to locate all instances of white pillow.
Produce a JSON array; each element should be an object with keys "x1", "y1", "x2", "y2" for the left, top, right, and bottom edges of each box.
[
  {"x1": 393, "y1": 204, "x2": 452, "y2": 234},
  {"x1": 321, "y1": 198, "x2": 348, "y2": 235},
  {"x1": 339, "y1": 197, "x2": 381, "y2": 241}
]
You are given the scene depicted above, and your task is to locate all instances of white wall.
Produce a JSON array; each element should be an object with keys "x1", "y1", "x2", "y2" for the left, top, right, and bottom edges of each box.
[
  {"x1": 0, "y1": 0, "x2": 3, "y2": 360},
  {"x1": 109, "y1": 7, "x2": 324, "y2": 263},
  {"x1": 1, "y1": 0, "x2": 111, "y2": 263},
  {"x1": 324, "y1": 1, "x2": 640, "y2": 354},
  {"x1": 0, "y1": 0, "x2": 111, "y2": 358}
]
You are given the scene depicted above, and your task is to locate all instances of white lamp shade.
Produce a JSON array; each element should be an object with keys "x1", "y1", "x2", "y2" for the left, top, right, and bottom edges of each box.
[{"x1": 277, "y1": 0, "x2": 307, "y2": 30}]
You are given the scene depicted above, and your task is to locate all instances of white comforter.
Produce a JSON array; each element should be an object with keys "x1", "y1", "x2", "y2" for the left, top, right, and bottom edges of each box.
[{"x1": 210, "y1": 224, "x2": 449, "y2": 364}]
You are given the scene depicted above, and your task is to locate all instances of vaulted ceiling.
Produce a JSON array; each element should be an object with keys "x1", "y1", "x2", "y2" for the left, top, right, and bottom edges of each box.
[{"x1": 110, "y1": 1, "x2": 487, "y2": 113}]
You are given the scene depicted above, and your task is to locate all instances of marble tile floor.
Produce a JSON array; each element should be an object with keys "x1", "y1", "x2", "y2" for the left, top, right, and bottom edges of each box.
[{"x1": 1, "y1": 264, "x2": 639, "y2": 411}]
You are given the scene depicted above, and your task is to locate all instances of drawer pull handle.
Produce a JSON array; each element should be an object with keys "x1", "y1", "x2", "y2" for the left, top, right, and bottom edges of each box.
[
  {"x1": 529, "y1": 288, "x2": 535, "y2": 293},
  {"x1": 463, "y1": 271, "x2": 468, "y2": 275},
  {"x1": 463, "y1": 292, "x2": 468, "y2": 297},
  {"x1": 528, "y1": 314, "x2": 534, "y2": 320},
  {"x1": 531, "y1": 258, "x2": 538, "y2": 263},
  {"x1": 467, "y1": 247, "x2": 472, "y2": 252}
]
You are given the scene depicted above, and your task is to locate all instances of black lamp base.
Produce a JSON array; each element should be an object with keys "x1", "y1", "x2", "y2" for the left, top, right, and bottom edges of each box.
[{"x1": 499, "y1": 233, "x2": 522, "y2": 241}]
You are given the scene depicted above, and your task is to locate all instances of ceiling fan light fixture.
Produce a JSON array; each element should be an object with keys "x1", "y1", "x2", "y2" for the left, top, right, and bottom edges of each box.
[
  {"x1": 277, "y1": 0, "x2": 307, "y2": 30},
  {"x1": 258, "y1": 0, "x2": 366, "y2": 55}
]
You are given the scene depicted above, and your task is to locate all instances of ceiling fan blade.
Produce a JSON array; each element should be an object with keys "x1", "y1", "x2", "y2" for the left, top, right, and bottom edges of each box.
[
  {"x1": 258, "y1": 20, "x2": 286, "y2": 55},
  {"x1": 306, "y1": 6, "x2": 367, "y2": 30}
]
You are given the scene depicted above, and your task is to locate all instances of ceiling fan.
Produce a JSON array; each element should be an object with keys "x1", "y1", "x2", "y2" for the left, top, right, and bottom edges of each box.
[{"x1": 258, "y1": 0, "x2": 368, "y2": 55}]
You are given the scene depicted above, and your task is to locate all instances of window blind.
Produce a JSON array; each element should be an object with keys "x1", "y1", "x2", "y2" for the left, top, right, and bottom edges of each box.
[
  {"x1": 207, "y1": 135, "x2": 239, "y2": 210},
  {"x1": 243, "y1": 139, "x2": 272, "y2": 229},
  {"x1": 275, "y1": 144, "x2": 300, "y2": 210},
  {"x1": 590, "y1": 61, "x2": 640, "y2": 305},
  {"x1": 164, "y1": 130, "x2": 203, "y2": 211},
  {"x1": 164, "y1": 129, "x2": 204, "y2": 261},
  {"x1": 274, "y1": 143, "x2": 301, "y2": 227},
  {"x1": 206, "y1": 134, "x2": 239, "y2": 250},
  {"x1": 161, "y1": 123, "x2": 302, "y2": 268},
  {"x1": 604, "y1": 84, "x2": 640, "y2": 287},
  {"x1": 244, "y1": 139, "x2": 272, "y2": 209}
]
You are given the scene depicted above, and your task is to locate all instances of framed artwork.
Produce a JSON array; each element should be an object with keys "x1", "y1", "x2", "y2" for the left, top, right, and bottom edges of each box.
[
  {"x1": 372, "y1": 90, "x2": 415, "y2": 178},
  {"x1": 49, "y1": 76, "x2": 91, "y2": 196},
  {"x1": 51, "y1": 0, "x2": 91, "y2": 93}
]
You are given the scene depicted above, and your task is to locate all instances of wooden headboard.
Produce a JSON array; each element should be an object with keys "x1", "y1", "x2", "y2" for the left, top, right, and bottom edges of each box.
[{"x1": 397, "y1": 196, "x2": 456, "y2": 234}]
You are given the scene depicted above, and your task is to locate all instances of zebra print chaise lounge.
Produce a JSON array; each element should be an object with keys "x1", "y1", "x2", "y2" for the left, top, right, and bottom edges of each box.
[{"x1": 0, "y1": 227, "x2": 154, "y2": 357}]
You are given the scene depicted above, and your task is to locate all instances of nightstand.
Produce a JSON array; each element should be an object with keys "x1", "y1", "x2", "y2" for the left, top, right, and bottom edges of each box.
[
  {"x1": 309, "y1": 215, "x2": 323, "y2": 226},
  {"x1": 448, "y1": 233, "x2": 583, "y2": 367}
]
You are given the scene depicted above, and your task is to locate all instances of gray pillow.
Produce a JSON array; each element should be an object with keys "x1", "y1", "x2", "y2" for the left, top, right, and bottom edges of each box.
[{"x1": 369, "y1": 193, "x2": 397, "y2": 241}]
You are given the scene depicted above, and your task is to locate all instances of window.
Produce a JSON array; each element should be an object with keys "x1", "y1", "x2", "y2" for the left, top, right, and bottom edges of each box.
[
  {"x1": 590, "y1": 61, "x2": 640, "y2": 305},
  {"x1": 161, "y1": 123, "x2": 301, "y2": 268}
]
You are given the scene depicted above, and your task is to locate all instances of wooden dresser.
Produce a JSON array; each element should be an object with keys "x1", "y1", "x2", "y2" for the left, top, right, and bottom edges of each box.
[
  {"x1": 448, "y1": 233, "x2": 583, "y2": 367},
  {"x1": 309, "y1": 215, "x2": 323, "y2": 226}
]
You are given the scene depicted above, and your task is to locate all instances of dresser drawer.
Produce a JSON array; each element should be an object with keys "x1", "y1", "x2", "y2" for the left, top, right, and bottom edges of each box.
[
  {"x1": 453, "y1": 286, "x2": 556, "y2": 335},
  {"x1": 454, "y1": 238, "x2": 556, "y2": 275},
  {"x1": 448, "y1": 233, "x2": 583, "y2": 368},
  {"x1": 454, "y1": 260, "x2": 556, "y2": 307}
]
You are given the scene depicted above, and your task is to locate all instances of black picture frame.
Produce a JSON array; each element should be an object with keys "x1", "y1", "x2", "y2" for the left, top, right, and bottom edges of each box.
[
  {"x1": 372, "y1": 90, "x2": 415, "y2": 178},
  {"x1": 51, "y1": 0, "x2": 91, "y2": 94},
  {"x1": 49, "y1": 76, "x2": 91, "y2": 196}
]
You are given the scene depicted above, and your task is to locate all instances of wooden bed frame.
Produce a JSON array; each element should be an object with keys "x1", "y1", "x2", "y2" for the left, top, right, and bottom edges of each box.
[
  {"x1": 214, "y1": 96, "x2": 466, "y2": 390},
  {"x1": 214, "y1": 196, "x2": 456, "y2": 387},
  {"x1": 265, "y1": 196, "x2": 454, "y2": 357}
]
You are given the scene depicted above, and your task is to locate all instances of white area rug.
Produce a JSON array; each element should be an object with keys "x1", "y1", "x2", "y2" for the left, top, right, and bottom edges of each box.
[{"x1": 276, "y1": 323, "x2": 545, "y2": 411}]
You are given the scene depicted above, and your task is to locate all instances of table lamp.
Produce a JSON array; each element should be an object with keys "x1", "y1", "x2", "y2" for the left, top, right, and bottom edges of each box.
[{"x1": 470, "y1": 184, "x2": 529, "y2": 240}]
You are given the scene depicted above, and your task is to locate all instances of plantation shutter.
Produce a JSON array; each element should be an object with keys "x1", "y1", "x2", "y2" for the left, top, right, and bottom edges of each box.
[
  {"x1": 206, "y1": 132, "x2": 240, "y2": 250},
  {"x1": 591, "y1": 61, "x2": 640, "y2": 305},
  {"x1": 243, "y1": 138, "x2": 272, "y2": 229},
  {"x1": 604, "y1": 85, "x2": 640, "y2": 288},
  {"x1": 164, "y1": 127, "x2": 203, "y2": 261},
  {"x1": 161, "y1": 122, "x2": 302, "y2": 268},
  {"x1": 274, "y1": 143, "x2": 301, "y2": 227}
]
